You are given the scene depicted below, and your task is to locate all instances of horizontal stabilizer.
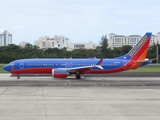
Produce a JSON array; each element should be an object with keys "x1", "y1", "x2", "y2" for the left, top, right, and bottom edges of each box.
[{"x1": 135, "y1": 58, "x2": 157, "y2": 63}]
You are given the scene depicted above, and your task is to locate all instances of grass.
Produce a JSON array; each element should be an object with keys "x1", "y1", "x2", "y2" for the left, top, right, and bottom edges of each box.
[
  {"x1": 0, "y1": 64, "x2": 6, "y2": 67},
  {"x1": 0, "y1": 64, "x2": 7, "y2": 73},
  {"x1": 0, "y1": 68, "x2": 7, "y2": 73},
  {"x1": 127, "y1": 67, "x2": 160, "y2": 72}
]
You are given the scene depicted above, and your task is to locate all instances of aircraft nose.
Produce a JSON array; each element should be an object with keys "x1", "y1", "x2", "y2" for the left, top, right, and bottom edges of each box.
[{"x1": 3, "y1": 64, "x2": 10, "y2": 72}]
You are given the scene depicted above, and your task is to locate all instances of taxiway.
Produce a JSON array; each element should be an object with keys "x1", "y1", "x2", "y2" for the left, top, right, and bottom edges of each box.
[
  {"x1": 0, "y1": 74, "x2": 159, "y2": 120},
  {"x1": 0, "y1": 73, "x2": 160, "y2": 87}
]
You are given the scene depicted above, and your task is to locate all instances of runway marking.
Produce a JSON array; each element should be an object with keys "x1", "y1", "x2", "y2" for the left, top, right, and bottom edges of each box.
[
  {"x1": 42, "y1": 86, "x2": 47, "y2": 120},
  {"x1": 0, "y1": 86, "x2": 10, "y2": 95},
  {"x1": 142, "y1": 84, "x2": 145, "y2": 87},
  {"x1": 105, "y1": 82, "x2": 109, "y2": 87}
]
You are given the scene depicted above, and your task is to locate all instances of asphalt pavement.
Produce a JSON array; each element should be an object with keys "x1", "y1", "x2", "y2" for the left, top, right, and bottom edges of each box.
[{"x1": 0, "y1": 73, "x2": 160, "y2": 120}]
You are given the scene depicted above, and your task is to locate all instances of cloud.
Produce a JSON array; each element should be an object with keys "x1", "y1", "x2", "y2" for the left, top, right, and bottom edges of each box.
[
  {"x1": 115, "y1": 20, "x2": 135, "y2": 26},
  {"x1": 0, "y1": 0, "x2": 160, "y2": 44},
  {"x1": 25, "y1": 7, "x2": 36, "y2": 12},
  {"x1": 12, "y1": 26, "x2": 27, "y2": 30}
]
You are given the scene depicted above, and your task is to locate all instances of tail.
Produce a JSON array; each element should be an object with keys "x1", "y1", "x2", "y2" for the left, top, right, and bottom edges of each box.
[{"x1": 125, "y1": 32, "x2": 152, "y2": 61}]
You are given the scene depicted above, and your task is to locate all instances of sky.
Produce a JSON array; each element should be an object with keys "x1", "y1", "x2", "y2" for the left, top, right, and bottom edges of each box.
[{"x1": 0, "y1": 0, "x2": 160, "y2": 45}]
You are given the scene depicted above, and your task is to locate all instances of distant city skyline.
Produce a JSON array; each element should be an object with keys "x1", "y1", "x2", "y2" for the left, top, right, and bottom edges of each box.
[{"x1": 1, "y1": 0, "x2": 160, "y2": 45}]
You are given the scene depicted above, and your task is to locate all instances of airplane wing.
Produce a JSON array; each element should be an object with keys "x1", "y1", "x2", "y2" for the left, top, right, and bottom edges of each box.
[
  {"x1": 135, "y1": 58, "x2": 157, "y2": 63},
  {"x1": 59, "y1": 58, "x2": 104, "y2": 72}
]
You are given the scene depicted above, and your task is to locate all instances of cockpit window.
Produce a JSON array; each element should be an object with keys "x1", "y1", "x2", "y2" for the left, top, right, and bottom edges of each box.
[{"x1": 9, "y1": 62, "x2": 15, "y2": 66}]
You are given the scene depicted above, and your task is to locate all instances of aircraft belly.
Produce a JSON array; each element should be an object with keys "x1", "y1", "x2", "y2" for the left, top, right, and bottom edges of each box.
[
  {"x1": 89, "y1": 69, "x2": 125, "y2": 74},
  {"x1": 11, "y1": 68, "x2": 53, "y2": 74}
]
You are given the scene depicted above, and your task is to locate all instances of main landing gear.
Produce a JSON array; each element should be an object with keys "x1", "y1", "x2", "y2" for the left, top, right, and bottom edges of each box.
[
  {"x1": 76, "y1": 74, "x2": 81, "y2": 79},
  {"x1": 17, "y1": 75, "x2": 20, "y2": 79}
]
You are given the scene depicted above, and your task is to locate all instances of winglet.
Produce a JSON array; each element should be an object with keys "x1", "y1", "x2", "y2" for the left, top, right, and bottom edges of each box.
[
  {"x1": 97, "y1": 57, "x2": 104, "y2": 65},
  {"x1": 95, "y1": 57, "x2": 104, "y2": 69},
  {"x1": 135, "y1": 58, "x2": 157, "y2": 63}
]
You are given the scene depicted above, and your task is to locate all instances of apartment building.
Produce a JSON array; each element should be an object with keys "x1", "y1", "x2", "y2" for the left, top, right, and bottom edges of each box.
[
  {"x1": 108, "y1": 32, "x2": 160, "y2": 48},
  {"x1": 67, "y1": 41, "x2": 98, "y2": 51},
  {"x1": 34, "y1": 35, "x2": 69, "y2": 49},
  {"x1": 0, "y1": 30, "x2": 12, "y2": 46},
  {"x1": 19, "y1": 41, "x2": 29, "y2": 47}
]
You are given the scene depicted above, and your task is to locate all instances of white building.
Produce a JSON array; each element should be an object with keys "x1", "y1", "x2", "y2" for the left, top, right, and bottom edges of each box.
[
  {"x1": 108, "y1": 32, "x2": 160, "y2": 48},
  {"x1": 0, "y1": 30, "x2": 12, "y2": 46},
  {"x1": 19, "y1": 41, "x2": 29, "y2": 47},
  {"x1": 34, "y1": 35, "x2": 69, "y2": 49},
  {"x1": 68, "y1": 41, "x2": 97, "y2": 51}
]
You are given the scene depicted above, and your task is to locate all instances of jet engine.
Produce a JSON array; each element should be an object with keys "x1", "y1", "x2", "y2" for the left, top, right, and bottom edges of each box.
[{"x1": 52, "y1": 69, "x2": 69, "y2": 78}]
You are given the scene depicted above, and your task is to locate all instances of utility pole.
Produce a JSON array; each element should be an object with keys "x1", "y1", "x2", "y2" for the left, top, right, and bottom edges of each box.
[{"x1": 157, "y1": 46, "x2": 159, "y2": 64}]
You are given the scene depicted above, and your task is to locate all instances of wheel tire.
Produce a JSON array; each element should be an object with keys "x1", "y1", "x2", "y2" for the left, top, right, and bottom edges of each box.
[
  {"x1": 17, "y1": 76, "x2": 20, "y2": 79},
  {"x1": 76, "y1": 74, "x2": 81, "y2": 79}
]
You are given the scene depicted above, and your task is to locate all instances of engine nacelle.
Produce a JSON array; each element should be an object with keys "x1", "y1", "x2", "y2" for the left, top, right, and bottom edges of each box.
[{"x1": 52, "y1": 69, "x2": 69, "y2": 78}]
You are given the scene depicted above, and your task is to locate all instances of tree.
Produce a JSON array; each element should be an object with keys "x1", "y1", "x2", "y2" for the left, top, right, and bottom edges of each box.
[
  {"x1": 121, "y1": 45, "x2": 132, "y2": 54},
  {"x1": 25, "y1": 43, "x2": 33, "y2": 49},
  {"x1": 99, "y1": 35, "x2": 108, "y2": 57},
  {"x1": 112, "y1": 47, "x2": 122, "y2": 57},
  {"x1": 0, "y1": 41, "x2": 159, "y2": 63}
]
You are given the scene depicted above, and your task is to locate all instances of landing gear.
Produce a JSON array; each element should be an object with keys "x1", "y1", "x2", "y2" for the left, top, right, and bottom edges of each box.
[
  {"x1": 76, "y1": 74, "x2": 81, "y2": 79},
  {"x1": 17, "y1": 75, "x2": 20, "y2": 79}
]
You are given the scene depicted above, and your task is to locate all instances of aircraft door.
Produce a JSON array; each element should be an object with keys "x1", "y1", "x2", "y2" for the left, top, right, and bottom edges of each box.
[
  {"x1": 19, "y1": 61, "x2": 24, "y2": 69},
  {"x1": 65, "y1": 62, "x2": 73, "y2": 68}
]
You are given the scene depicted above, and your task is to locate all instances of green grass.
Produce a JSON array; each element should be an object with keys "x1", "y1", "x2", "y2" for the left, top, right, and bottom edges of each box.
[
  {"x1": 127, "y1": 67, "x2": 160, "y2": 72},
  {"x1": 145, "y1": 64, "x2": 160, "y2": 67},
  {"x1": 0, "y1": 67, "x2": 7, "y2": 73},
  {"x1": 0, "y1": 64, "x2": 6, "y2": 67},
  {"x1": 0, "y1": 64, "x2": 7, "y2": 73}
]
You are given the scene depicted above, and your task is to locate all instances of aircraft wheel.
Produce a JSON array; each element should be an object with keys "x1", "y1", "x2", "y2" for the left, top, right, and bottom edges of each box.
[
  {"x1": 76, "y1": 74, "x2": 81, "y2": 79},
  {"x1": 17, "y1": 75, "x2": 20, "y2": 79}
]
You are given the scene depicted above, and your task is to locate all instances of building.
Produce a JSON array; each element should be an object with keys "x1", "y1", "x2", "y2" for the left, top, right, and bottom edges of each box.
[
  {"x1": 0, "y1": 30, "x2": 12, "y2": 46},
  {"x1": 108, "y1": 32, "x2": 160, "y2": 48},
  {"x1": 19, "y1": 41, "x2": 29, "y2": 48},
  {"x1": 34, "y1": 35, "x2": 69, "y2": 49},
  {"x1": 67, "y1": 41, "x2": 98, "y2": 51}
]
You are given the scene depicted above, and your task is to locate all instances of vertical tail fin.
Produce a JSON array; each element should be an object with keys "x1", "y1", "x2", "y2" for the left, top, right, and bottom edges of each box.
[{"x1": 125, "y1": 32, "x2": 152, "y2": 61}]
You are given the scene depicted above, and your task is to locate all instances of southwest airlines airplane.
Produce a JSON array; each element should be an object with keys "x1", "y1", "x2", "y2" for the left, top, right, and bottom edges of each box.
[{"x1": 3, "y1": 32, "x2": 152, "y2": 79}]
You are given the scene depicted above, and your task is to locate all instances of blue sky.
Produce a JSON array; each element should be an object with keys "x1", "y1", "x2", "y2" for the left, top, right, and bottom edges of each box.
[{"x1": 0, "y1": 0, "x2": 160, "y2": 45}]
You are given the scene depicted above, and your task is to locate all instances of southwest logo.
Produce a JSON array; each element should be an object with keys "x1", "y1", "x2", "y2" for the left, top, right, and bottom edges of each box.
[{"x1": 129, "y1": 35, "x2": 148, "y2": 57}]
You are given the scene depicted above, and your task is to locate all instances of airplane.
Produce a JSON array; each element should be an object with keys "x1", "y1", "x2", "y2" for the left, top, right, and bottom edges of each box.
[{"x1": 3, "y1": 32, "x2": 153, "y2": 79}]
